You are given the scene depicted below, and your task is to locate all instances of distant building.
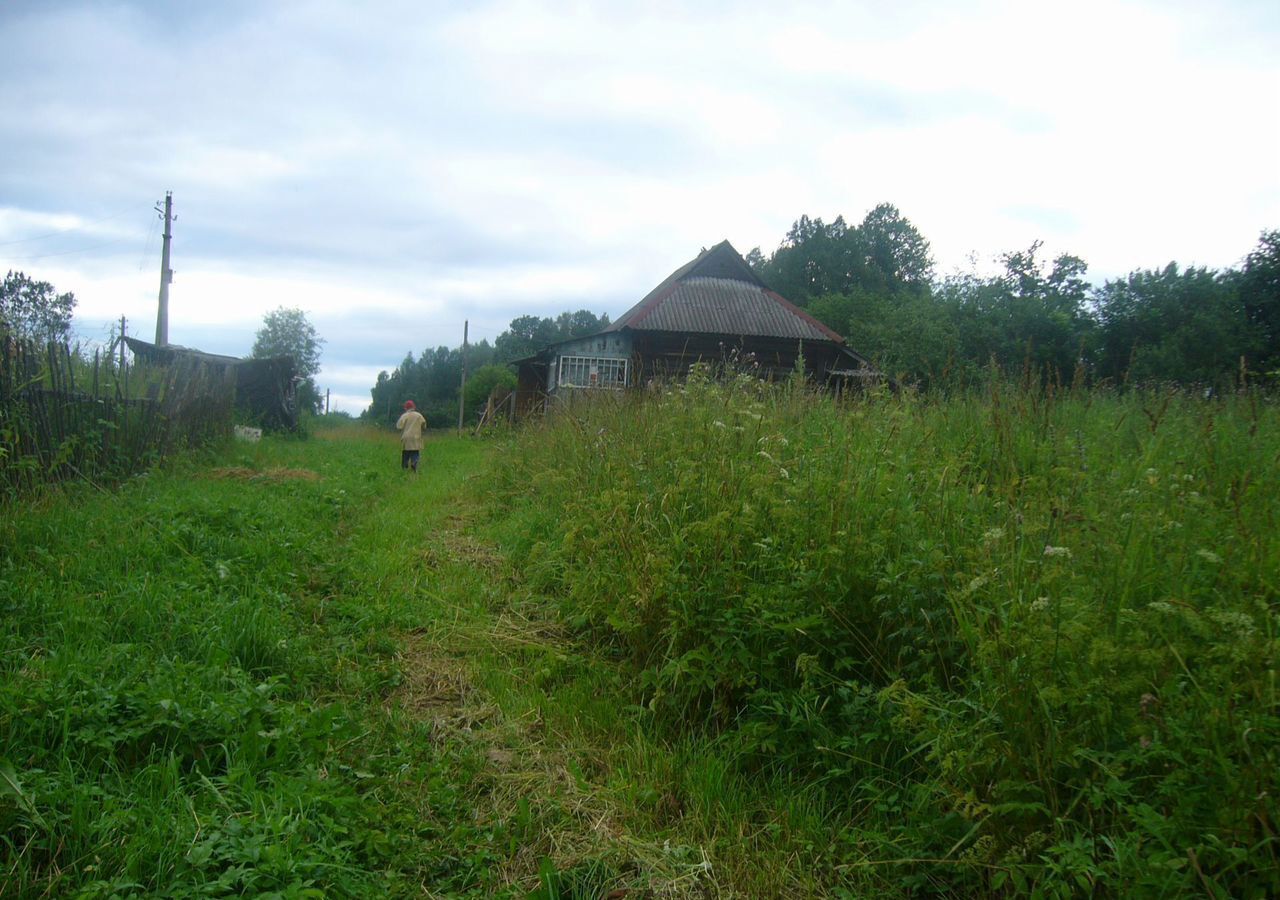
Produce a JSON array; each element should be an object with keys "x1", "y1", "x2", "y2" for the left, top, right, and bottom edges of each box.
[{"x1": 513, "y1": 240, "x2": 878, "y2": 418}]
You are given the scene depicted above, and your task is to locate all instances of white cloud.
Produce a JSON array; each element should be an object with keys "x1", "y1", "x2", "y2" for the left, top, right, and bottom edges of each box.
[{"x1": 1, "y1": 0, "x2": 1276, "y2": 415}]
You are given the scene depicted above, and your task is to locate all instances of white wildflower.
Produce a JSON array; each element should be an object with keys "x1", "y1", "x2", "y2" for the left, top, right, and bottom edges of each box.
[
  {"x1": 983, "y1": 527, "x2": 1005, "y2": 543},
  {"x1": 757, "y1": 450, "x2": 774, "y2": 462},
  {"x1": 712, "y1": 420, "x2": 726, "y2": 429},
  {"x1": 1207, "y1": 609, "x2": 1257, "y2": 638},
  {"x1": 1043, "y1": 545, "x2": 1072, "y2": 558},
  {"x1": 1030, "y1": 596, "x2": 1050, "y2": 612},
  {"x1": 1195, "y1": 549, "x2": 1222, "y2": 565},
  {"x1": 216, "y1": 562, "x2": 230, "y2": 581}
]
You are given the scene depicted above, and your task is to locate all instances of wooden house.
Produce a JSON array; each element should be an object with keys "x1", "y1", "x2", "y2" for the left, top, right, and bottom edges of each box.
[{"x1": 512, "y1": 240, "x2": 876, "y2": 418}]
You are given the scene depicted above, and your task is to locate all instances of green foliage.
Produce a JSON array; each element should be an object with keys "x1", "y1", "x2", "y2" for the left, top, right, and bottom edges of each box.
[
  {"x1": 1236, "y1": 229, "x2": 1280, "y2": 373},
  {"x1": 492, "y1": 376, "x2": 1280, "y2": 896},
  {"x1": 0, "y1": 430, "x2": 509, "y2": 896},
  {"x1": 464, "y1": 363, "x2": 516, "y2": 410},
  {"x1": 493, "y1": 310, "x2": 610, "y2": 363},
  {"x1": 749, "y1": 211, "x2": 1276, "y2": 388},
  {"x1": 366, "y1": 342, "x2": 495, "y2": 427},
  {"x1": 1093, "y1": 263, "x2": 1250, "y2": 385},
  {"x1": 749, "y1": 204, "x2": 934, "y2": 305},
  {"x1": 0, "y1": 271, "x2": 75, "y2": 343},
  {"x1": 251, "y1": 307, "x2": 324, "y2": 414}
]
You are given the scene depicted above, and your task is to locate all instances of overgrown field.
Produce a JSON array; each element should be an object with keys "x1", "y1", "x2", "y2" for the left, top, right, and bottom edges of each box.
[
  {"x1": 492, "y1": 374, "x2": 1279, "y2": 896},
  {"x1": 2, "y1": 383, "x2": 1277, "y2": 897}
]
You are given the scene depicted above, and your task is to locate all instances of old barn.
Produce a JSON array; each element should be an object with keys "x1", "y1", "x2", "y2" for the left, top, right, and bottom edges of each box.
[{"x1": 513, "y1": 240, "x2": 876, "y2": 417}]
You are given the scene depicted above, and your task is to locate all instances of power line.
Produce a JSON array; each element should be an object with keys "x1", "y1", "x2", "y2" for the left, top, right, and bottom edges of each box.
[
  {"x1": 3, "y1": 237, "x2": 133, "y2": 262},
  {"x1": 0, "y1": 206, "x2": 139, "y2": 247}
]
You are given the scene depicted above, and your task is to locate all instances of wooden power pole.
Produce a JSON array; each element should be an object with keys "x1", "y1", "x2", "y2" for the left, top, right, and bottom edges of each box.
[
  {"x1": 457, "y1": 320, "x2": 468, "y2": 435},
  {"x1": 154, "y1": 191, "x2": 174, "y2": 346}
]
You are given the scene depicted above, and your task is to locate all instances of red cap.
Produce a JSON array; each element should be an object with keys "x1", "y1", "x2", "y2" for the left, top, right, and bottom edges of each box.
[{"x1": 403, "y1": 400, "x2": 415, "y2": 410}]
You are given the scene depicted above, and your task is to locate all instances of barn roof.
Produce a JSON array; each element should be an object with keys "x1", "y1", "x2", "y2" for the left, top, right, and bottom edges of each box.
[{"x1": 604, "y1": 240, "x2": 846, "y2": 343}]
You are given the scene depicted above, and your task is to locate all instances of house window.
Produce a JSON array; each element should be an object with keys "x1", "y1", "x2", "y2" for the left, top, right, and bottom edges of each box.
[{"x1": 558, "y1": 356, "x2": 628, "y2": 389}]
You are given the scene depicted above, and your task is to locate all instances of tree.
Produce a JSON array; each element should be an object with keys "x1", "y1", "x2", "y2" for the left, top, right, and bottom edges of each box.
[
  {"x1": 0, "y1": 270, "x2": 76, "y2": 343},
  {"x1": 464, "y1": 363, "x2": 517, "y2": 411},
  {"x1": 494, "y1": 310, "x2": 610, "y2": 362},
  {"x1": 1236, "y1": 229, "x2": 1280, "y2": 372},
  {"x1": 251, "y1": 307, "x2": 324, "y2": 414},
  {"x1": 752, "y1": 205, "x2": 935, "y2": 305},
  {"x1": 1093, "y1": 263, "x2": 1247, "y2": 385},
  {"x1": 859, "y1": 202, "x2": 934, "y2": 292}
]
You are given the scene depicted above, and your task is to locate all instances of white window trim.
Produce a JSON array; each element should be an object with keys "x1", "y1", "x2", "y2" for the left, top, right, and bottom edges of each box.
[{"x1": 557, "y1": 355, "x2": 629, "y2": 390}]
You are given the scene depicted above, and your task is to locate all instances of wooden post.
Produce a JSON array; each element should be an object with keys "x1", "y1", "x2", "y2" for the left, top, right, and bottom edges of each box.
[{"x1": 457, "y1": 319, "x2": 468, "y2": 435}]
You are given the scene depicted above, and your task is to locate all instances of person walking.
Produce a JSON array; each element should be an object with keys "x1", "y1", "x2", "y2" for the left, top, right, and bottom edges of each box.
[{"x1": 396, "y1": 400, "x2": 427, "y2": 473}]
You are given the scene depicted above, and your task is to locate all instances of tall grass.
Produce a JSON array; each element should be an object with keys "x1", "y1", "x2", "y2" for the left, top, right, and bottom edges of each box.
[{"x1": 490, "y1": 370, "x2": 1279, "y2": 895}]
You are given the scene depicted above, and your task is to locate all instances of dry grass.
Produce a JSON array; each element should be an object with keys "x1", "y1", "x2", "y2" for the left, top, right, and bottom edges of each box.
[
  {"x1": 390, "y1": 524, "x2": 723, "y2": 898},
  {"x1": 207, "y1": 466, "x2": 322, "y2": 482}
]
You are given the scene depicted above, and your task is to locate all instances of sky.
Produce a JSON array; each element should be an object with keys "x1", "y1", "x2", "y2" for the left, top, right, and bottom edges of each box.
[{"x1": 2, "y1": 0, "x2": 1277, "y2": 415}]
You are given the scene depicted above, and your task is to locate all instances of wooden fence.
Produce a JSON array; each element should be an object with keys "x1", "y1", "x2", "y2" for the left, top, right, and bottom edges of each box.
[{"x1": 0, "y1": 334, "x2": 235, "y2": 496}]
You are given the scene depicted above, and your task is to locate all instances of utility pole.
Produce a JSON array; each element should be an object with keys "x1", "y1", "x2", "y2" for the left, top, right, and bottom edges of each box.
[
  {"x1": 457, "y1": 320, "x2": 468, "y2": 435},
  {"x1": 324, "y1": 388, "x2": 330, "y2": 415},
  {"x1": 154, "y1": 191, "x2": 174, "y2": 346},
  {"x1": 118, "y1": 315, "x2": 127, "y2": 371}
]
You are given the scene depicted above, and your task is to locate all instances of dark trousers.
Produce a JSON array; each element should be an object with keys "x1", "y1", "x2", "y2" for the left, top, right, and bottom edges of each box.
[{"x1": 401, "y1": 450, "x2": 420, "y2": 471}]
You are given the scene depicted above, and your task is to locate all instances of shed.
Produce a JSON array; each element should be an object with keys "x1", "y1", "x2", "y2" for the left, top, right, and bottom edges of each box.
[
  {"x1": 124, "y1": 337, "x2": 299, "y2": 430},
  {"x1": 513, "y1": 240, "x2": 877, "y2": 417}
]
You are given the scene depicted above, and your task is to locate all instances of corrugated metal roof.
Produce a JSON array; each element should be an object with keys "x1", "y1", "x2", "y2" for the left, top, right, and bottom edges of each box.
[
  {"x1": 626, "y1": 277, "x2": 839, "y2": 341},
  {"x1": 603, "y1": 240, "x2": 848, "y2": 345}
]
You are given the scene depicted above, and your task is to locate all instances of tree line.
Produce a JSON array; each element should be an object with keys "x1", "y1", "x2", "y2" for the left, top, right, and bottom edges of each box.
[
  {"x1": 364, "y1": 207, "x2": 1277, "y2": 423},
  {"x1": 364, "y1": 310, "x2": 610, "y2": 426},
  {"x1": 749, "y1": 204, "x2": 1279, "y2": 387}
]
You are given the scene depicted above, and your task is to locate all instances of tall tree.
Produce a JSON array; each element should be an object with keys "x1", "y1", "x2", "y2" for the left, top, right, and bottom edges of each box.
[
  {"x1": 251, "y1": 307, "x2": 325, "y2": 414},
  {"x1": 1093, "y1": 263, "x2": 1247, "y2": 384},
  {"x1": 0, "y1": 270, "x2": 76, "y2": 343},
  {"x1": 859, "y1": 202, "x2": 934, "y2": 293},
  {"x1": 1236, "y1": 229, "x2": 1280, "y2": 372}
]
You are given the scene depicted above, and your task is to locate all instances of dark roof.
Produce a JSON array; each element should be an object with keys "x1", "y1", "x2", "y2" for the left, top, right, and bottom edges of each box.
[
  {"x1": 604, "y1": 240, "x2": 845, "y2": 343},
  {"x1": 125, "y1": 337, "x2": 243, "y2": 367}
]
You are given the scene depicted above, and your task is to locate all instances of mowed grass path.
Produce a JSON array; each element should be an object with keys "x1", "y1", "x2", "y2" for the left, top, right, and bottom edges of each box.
[{"x1": 0, "y1": 426, "x2": 755, "y2": 898}]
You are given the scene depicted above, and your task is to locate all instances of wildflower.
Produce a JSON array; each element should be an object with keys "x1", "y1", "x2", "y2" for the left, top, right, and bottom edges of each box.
[
  {"x1": 983, "y1": 527, "x2": 1004, "y2": 543},
  {"x1": 1043, "y1": 545, "x2": 1072, "y2": 558},
  {"x1": 757, "y1": 450, "x2": 774, "y2": 462},
  {"x1": 712, "y1": 420, "x2": 726, "y2": 429},
  {"x1": 216, "y1": 562, "x2": 230, "y2": 581},
  {"x1": 1196, "y1": 548, "x2": 1222, "y2": 564},
  {"x1": 1030, "y1": 596, "x2": 1049, "y2": 612},
  {"x1": 1207, "y1": 609, "x2": 1257, "y2": 638},
  {"x1": 779, "y1": 467, "x2": 789, "y2": 480}
]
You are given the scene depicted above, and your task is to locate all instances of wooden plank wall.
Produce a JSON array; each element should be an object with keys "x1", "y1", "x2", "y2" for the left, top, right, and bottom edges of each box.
[{"x1": 0, "y1": 335, "x2": 235, "y2": 496}]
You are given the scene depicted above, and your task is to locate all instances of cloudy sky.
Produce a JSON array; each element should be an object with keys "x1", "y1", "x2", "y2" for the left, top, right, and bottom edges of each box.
[{"x1": 3, "y1": 0, "x2": 1277, "y2": 413}]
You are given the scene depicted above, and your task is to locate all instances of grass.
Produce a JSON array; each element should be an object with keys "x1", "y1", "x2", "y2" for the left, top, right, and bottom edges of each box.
[{"x1": 2, "y1": 380, "x2": 1277, "y2": 897}]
